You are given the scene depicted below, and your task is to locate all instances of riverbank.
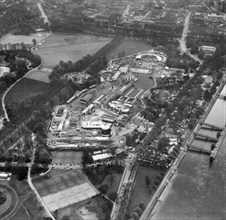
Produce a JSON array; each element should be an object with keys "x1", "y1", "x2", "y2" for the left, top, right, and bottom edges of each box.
[
  {"x1": 140, "y1": 80, "x2": 226, "y2": 220},
  {"x1": 150, "y1": 83, "x2": 226, "y2": 219}
]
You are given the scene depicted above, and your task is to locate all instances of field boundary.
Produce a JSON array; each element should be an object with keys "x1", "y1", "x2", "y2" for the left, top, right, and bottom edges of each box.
[{"x1": 2, "y1": 60, "x2": 43, "y2": 121}]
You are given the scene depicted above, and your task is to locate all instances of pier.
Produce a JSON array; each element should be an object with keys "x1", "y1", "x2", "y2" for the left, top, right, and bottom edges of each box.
[
  {"x1": 187, "y1": 144, "x2": 211, "y2": 155},
  {"x1": 193, "y1": 132, "x2": 218, "y2": 142},
  {"x1": 210, "y1": 128, "x2": 226, "y2": 161},
  {"x1": 199, "y1": 122, "x2": 224, "y2": 131},
  {"x1": 217, "y1": 94, "x2": 226, "y2": 100}
]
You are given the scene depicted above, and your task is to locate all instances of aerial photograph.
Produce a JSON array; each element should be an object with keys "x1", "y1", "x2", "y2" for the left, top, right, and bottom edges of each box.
[{"x1": 0, "y1": 0, "x2": 225, "y2": 220}]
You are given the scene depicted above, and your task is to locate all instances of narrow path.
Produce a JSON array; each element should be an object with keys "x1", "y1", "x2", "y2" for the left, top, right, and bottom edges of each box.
[
  {"x1": 123, "y1": 4, "x2": 131, "y2": 17},
  {"x1": 27, "y1": 147, "x2": 55, "y2": 220},
  {"x1": 37, "y1": 2, "x2": 50, "y2": 25}
]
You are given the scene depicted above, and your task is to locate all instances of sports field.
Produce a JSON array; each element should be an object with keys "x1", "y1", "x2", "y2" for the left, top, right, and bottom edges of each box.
[
  {"x1": 5, "y1": 78, "x2": 49, "y2": 106},
  {"x1": 51, "y1": 151, "x2": 83, "y2": 164},
  {"x1": 107, "y1": 40, "x2": 151, "y2": 58},
  {"x1": 33, "y1": 170, "x2": 98, "y2": 212},
  {"x1": 36, "y1": 34, "x2": 112, "y2": 68}
]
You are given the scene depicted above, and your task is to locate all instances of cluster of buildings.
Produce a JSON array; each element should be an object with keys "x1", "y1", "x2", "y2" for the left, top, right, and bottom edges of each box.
[
  {"x1": 199, "y1": 45, "x2": 217, "y2": 58},
  {"x1": 129, "y1": 114, "x2": 154, "y2": 133},
  {"x1": 48, "y1": 49, "x2": 169, "y2": 155},
  {"x1": 92, "y1": 149, "x2": 113, "y2": 162},
  {"x1": 0, "y1": 172, "x2": 12, "y2": 180}
]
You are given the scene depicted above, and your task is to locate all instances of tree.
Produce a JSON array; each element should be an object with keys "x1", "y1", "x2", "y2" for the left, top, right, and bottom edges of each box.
[
  {"x1": 158, "y1": 136, "x2": 170, "y2": 153},
  {"x1": 108, "y1": 174, "x2": 115, "y2": 186},
  {"x1": 145, "y1": 176, "x2": 151, "y2": 186},
  {"x1": 131, "y1": 212, "x2": 139, "y2": 220},
  {"x1": 82, "y1": 150, "x2": 93, "y2": 166},
  {"x1": 32, "y1": 39, "x2": 37, "y2": 47},
  {"x1": 134, "y1": 207, "x2": 143, "y2": 216},
  {"x1": 108, "y1": 192, "x2": 117, "y2": 201},
  {"x1": 139, "y1": 202, "x2": 146, "y2": 211},
  {"x1": 98, "y1": 184, "x2": 108, "y2": 194},
  {"x1": 21, "y1": 42, "x2": 27, "y2": 51},
  {"x1": 61, "y1": 216, "x2": 70, "y2": 220}
]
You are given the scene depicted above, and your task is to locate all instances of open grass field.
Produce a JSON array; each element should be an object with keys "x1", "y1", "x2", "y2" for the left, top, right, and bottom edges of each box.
[
  {"x1": 0, "y1": 32, "x2": 50, "y2": 45},
  {"x1": 33, "y1": 169, "x2": 98, "y2": 212},
  {"x1": 51, "y1": 151, "x2": 83, "y2": 164},
  {"x1": 5, "y1": 78, "x2": 49, "y2": 106},
  {"x1": 36, "y1": 34, "x2": 112, "y2": 68},
  {"x1": 25, "y1": 68, "x2": 51, "y2": 83},
  {"x1": 127, "y1": 166, "x2": 161, "y2": 214},
  {"x1": 107, "y1": 40, "x2": 151, "y2": 58},
  {"x1": 23, "y1": 194, "x2": 42, "y2": 220},
  {"x1": 10, "y1": 206, "x2": 29, "y2": 220}
]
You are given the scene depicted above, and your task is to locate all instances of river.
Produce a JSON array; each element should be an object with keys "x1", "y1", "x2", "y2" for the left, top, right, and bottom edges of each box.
[{"x1": 151, "y1": 85, "x2": 226, "y2": 220}]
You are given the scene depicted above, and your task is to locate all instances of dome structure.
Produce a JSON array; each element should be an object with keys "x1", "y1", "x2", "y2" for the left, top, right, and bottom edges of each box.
[{"x1": 123, "y1": 71, "x2": 138, "y2": 82}]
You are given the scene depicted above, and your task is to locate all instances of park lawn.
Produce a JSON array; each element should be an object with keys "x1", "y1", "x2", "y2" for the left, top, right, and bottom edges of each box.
[
  {"x1": 23, "y1": 194, "x2": 43, "y2": 220},
  {"x1": 127, "y1": 166, "x2": 162, "y2": 215},
  {"x1": 9, "y1": 179, "x2": 32, "y2": 197},
  {"x1": 107, "y1": 40, "x2": 151, "y2": 58},
  {"x1": 5, "y1": 78, "x2": 49, "y2": 106},
  {"x1": 36, "y1": 33, "x2": 112, "y2": 68},
  {"x1": 99, "y1": 173, "x2": 123, "y2": 198},
  {"x1": 10, "y1": 205, "x2": 29, "y2": 220}
]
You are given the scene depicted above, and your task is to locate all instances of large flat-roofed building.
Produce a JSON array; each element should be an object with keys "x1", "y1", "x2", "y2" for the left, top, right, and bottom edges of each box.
[
  {"x1": 0, "y1": 172, "x2": 12, "y2": 180},
  {"x1": 80, "y1": 93, "x2": 93, "y2": 105},
  {"x1": 199, "y1": 46, "x2": 217, "y2": 58},
  {"x1": 81, "y1": 121, "x2": 112, "y2": 130}
]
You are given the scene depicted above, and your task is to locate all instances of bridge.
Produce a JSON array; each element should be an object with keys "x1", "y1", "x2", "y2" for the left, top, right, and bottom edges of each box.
[
  {"x1": 193, "y1": 132, "x2": 218, "y2": 142},
  {"x1": 200, "y1": 122, "x2": 224, "y2": 131},
  {"x1": 187, "y1": 144, "x2": 211, "y2": 155}
]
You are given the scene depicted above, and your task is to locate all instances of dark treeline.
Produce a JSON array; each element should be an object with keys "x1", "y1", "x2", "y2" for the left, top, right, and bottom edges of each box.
[
  {"x1": 49, "y1": 13, "x2": 182, "y2": 40},
  {"x1": 49, "y1": 37, "x2": 122, "y2": 82}
]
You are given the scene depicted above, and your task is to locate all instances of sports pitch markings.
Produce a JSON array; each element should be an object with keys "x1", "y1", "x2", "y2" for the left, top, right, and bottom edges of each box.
[
  {"x1": 33, "y1": 170, "x2": 98, "y2": 212},
  {"x1": 126, "y1": 88, "x2": 143, "y2": 98}
]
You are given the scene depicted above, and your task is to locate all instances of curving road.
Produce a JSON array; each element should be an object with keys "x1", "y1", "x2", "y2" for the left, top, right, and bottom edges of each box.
[
  {"x1": 178, "y1": 12, "x2": 203, "y2": 64},
  {"x1": 0, "y1": 184, "x2": 18, "y2": 220}
]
